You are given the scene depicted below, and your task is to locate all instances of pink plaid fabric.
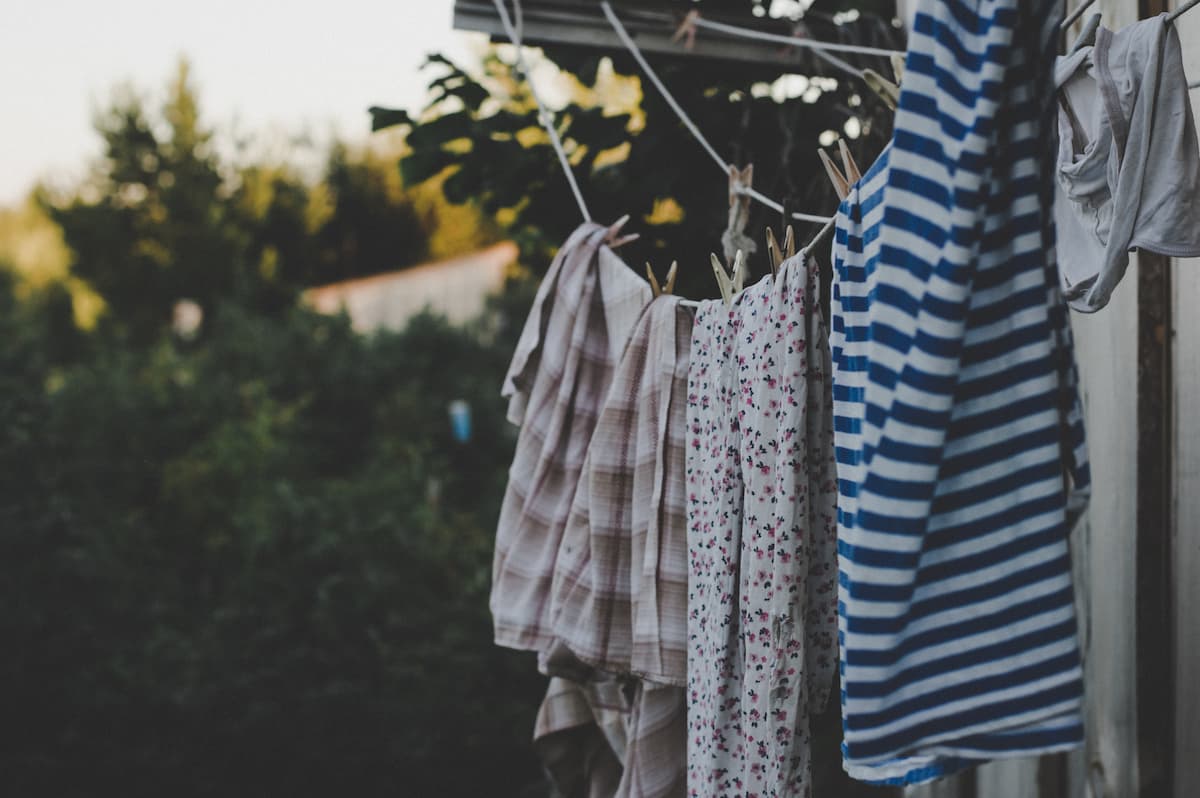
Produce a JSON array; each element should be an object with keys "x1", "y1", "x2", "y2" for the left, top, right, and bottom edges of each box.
[
  {"x1": 550, "y1": 296, "x2": 695, "y2": 687},
  {"x1": 535, "y1": 653, "x2": 687, "y2": 798},
  {"x1": 492, "y1": 222, "x2": 652, "y2": 652}
]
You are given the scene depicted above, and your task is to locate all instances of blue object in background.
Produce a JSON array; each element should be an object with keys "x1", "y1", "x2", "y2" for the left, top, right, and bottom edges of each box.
[{"x1": 448, "y1": 399, "x2": 472, "y2": 443}]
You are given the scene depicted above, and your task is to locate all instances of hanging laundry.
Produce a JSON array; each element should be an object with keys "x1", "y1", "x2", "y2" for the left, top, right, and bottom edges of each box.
[
  {"x1": 1055, "y1": 14, "x2": 1200, "y2": 312},
  {"x1": 544, "y1": 294, "x2": 695, "y2": 797},
  {"x1": 685, "y1": 254, "x2": 838, "y2": 798},
  {"x1": 535, "y1": 675, "x2": 627, "y2": 798},
  {"x1": 830, "y1": 0, "x2": 1092, "y2": 784},
  {"x1": 551, "y1": 295, "x2": 696, "y2": 687},
  {"x1": 492, "y1": 221, "x2": 651, "y2": 653},
  {"x1": 534, "y1": 663, "x2": 687, "y2": 798}
]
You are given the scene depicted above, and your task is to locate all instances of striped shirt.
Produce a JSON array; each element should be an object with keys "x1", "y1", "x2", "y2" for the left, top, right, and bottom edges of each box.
[{"x1": 830, "y1": 0, "x2": 1092, "y2": 784}]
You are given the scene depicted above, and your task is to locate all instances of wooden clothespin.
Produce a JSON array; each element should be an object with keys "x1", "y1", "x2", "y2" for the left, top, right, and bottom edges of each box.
[
  {"x1": 672, "y1": 10, "x2": 700, "y2": 50},
  {"x1": 863, "y1": 68, "x2": 900, "y2": 110},
  {"x1": 710, "y1": 253, "x2": 734, "y2": 306},
  {"x1": 766, "y1": 227, "x2": 782, "y2": 276},
  {"x1": 604, "y1": 214, "x2": 640, "y2": 249},
  {"x1": 722, "y1": 164, "x2": 758, "y2": 268},
  {"x1": 645, "y1": 261, "x2": 678, "y2": 298},
  {"x1": 710, "y1": 249, "x2": 745, "y2": 307},
  {"x1": 818, "y1": 150, "x2": 850, "y2": 201},
  {"x1": 890, "y1": 54, "x2": 905, "y2": 86},
  {"x1": 838, "y1": 139, "x2": 862, "y2": 185},
  {"x1": 731, "y1": 249, "x2": 746, "y2": 293},
  {"x1": 819, "y1": 141, "x2": 863, "y2": 201},
  {"x1": 765, "y1": 224, "x2": 797, "y2": 276}
]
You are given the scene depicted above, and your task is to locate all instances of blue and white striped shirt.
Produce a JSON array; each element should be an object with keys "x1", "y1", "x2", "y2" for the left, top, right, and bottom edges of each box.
[{"x1": 830, "y1": 0, "x2": 1092, "y2": 784}]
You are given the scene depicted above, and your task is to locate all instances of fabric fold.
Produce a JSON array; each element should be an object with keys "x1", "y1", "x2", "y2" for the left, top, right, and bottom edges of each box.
[
  {"x1": 686, "y1": 255, "x2": 839, "y2": 797},
  {"x1": 550, "y1": 296, "x2": 696, "y2": 687},
  {"x1": 1054, "y1": 14, "x2": 1200, "y2": 312},
  {"x1": 830, "y1": 0, "x2": 1093, "y2": 782},
  {"x1": 492, "y1": 222, "x2": 652, "y2": 653}
]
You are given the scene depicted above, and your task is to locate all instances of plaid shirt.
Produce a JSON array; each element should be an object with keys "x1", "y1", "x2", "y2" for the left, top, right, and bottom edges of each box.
[
  {"x1": 536, "y1": 647, "x2": 686, "y2": 798},
  {"x1": 492, "y1": 222, "x2": 651, "y2": 652},
  {"x1": 550, "y1": 296, "x2": 694, "y2": 687}
]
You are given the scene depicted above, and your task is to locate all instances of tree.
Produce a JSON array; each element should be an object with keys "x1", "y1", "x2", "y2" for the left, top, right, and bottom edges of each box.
[
  {"x1": 45, "y1": 60, "x2": 442, "y2": 344},
  {"x1": 309, "y1": 142, "x2": 432, "y2": 285},
  {"x1": 374, "y1": 0, "x2": 903, "y2": 299},
  {"x1": 45, "y1": 62, "x2": 242, "y2": 342}
]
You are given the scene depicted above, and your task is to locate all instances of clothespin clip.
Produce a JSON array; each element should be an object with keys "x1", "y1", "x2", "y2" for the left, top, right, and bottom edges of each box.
[
  {"x1": 645, "y1": 261, "x2": 678, "y2": 298},
  {"x1": 818, "y1": 150, "x2": 850, "y2": 200},
  {"x1": 710, "y1": 253, "x2": 733, "y2": 306},
  {"x1": 818, "y1": 140, "x2": 863, "y2": 202},
  {"x1": 727, "y1": 163, "x2": 752, "y2": 208},
  {"x1": 672, "y1": 10, "x2": 700, "y2": 50},
  {"x1": 863, "y1": 68, "x2": 900, "y2": 110},
  {"x1": 710, "y1": 249, "x2": 744, "y2": 307},
  {"x1": 766, "y1": 227, "x2": 782, "y2": 276},
  {"x1": 1069, "y1": 12, "x2": 1102, "y2": 53},
  {"x1": 838, "y1": 139, "x2": 862, "y2": 185},
  {"x1": 765, "y1": 224, "x2": 798, "y2": 276},
  {"x1": 890, "y1": 54, "x2": 905, "y2": 86},
  {"x1": 604, "y1": 214, "x2": 640, "y2": 249},
  {"x1": 722, "y1": 164, "x2": 758, "y2": 268},
  {"x1": 731, "y1": 249, "x2": 746, "y2": 293}
]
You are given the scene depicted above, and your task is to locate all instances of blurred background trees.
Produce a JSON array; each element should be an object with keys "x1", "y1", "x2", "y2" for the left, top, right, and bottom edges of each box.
[{"x1": 0, "y1": 1, "x2": 898, "y2": 795}]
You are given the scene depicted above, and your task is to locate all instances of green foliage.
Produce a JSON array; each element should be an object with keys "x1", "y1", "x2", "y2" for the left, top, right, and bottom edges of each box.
[
  {"x1": 375, "y1": 2, "x2": 902, "y2": 298},
  {"x1": 0, "y1": 275, "x2": 547, "y2": 796},
  {"x1": 4, "y1": 4, "x2": 906, "y2": 792},
  {"x1": 310, "y1": 142, "x2": 432, "y2": 285},
  {"x1": 1, "y1": 57, "x2": 540, "y2": 796},
  {"x1": 45, "y1": 61, "x2": 435, "y2": 344}
]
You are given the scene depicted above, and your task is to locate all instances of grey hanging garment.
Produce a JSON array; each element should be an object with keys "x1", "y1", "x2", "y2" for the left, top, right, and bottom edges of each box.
[{"x1": 1055, "y1": 14, "x2": 1200, "y2": 312}]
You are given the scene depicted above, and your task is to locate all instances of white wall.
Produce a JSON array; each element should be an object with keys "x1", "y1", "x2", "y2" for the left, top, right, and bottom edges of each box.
[
  {"x1": 303, "y1": 241, "x2": 517, "y2": 333},
  {"x1": 1171, "y1": 4, "x2": 1200, "y2": 795}
]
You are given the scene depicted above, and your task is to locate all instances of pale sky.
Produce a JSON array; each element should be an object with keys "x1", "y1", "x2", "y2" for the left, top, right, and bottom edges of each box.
[{"x1": 0, "y1": 0, "x2": 478, "y2": 204}]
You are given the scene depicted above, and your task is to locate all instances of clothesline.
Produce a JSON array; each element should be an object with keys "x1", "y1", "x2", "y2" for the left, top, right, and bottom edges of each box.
[
  {"x1": 1064, "y1": 0, "x2": 1198, "y2": 31},
  {"x1": 600, "y1": 2, "x2": 836, "y2": 226},
  {"x1": 490, "y1": 0, "x2": 593, "y2": 222},
  {"x1": 490, "y1": 0, "x2": 1198, "y2": 240},
  {"x1": 684, "y1": 14, "x2": 898, "y2": 82},
  {"x1": 1168, "y1": 0, "x2": 1200, "y2": 23},
  {"x1": 1061, "y1": 0, "x2": 1098, "y2": 31},
  {"x1": 688, "y1": 15, "x2": 901, "y2": 58}
]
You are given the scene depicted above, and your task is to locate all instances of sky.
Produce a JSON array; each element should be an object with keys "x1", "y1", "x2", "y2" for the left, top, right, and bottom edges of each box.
[{"x1": 0, "y1": 0, "x2": 478, "y2": 204}]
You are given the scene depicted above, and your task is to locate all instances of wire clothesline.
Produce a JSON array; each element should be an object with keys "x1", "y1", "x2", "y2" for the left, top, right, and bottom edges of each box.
[
  {"x1": 1063, "y1": 0, "x2": 1199, "y2": 30},
  {"x1": 681, "y1": 14, "x2": 894, "y2": 89},
  {"x1": 684, "y1": 14, "x2": 900, "y2": 81},
  {"x1": 490, "y1": 0, "x2": 592, "y2": 222},
  {"x1": 1061, "y1": 0, "x2": 1098, "y2": 31},
  {"x1": 689, "y1": 15, "x2": 902, "y2": 59},
  {"x1": 600, "y1": 2, "x2": 836, "y2": 226},
  {"x1": 1168, "y1": 0, "x2": 1200, "y2": 22},
  {"x1": 491, "y1": 0, "x2": 1199, "y2": 250}
]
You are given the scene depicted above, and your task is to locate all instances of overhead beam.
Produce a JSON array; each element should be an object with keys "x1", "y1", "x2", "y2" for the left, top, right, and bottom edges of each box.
[{"x1": 452, "y1": 0, "x2": 861, "y2": 73}]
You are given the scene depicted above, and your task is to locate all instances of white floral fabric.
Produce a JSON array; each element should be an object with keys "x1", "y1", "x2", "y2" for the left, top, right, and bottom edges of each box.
[{"x1": 686, "y1": 256, "x2": 838, "y2": 798}]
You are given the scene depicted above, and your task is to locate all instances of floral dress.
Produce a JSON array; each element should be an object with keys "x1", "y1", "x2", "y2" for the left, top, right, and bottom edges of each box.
[{"x1": 686, "y1": 256, "x2": 838, "y2": 798}]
